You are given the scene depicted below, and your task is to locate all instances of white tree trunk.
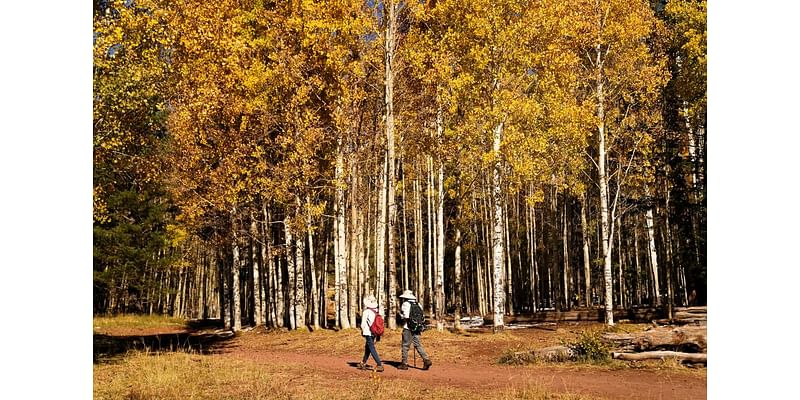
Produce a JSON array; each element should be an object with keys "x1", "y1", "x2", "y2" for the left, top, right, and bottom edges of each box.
[
  {"x1": 435, "y1": 105, "x2": 445, "y2": 331},
  {"x1": 644, "y1": 185, "x2": 661, "y2": 306},
  {"x1": 492, "y1": 121, "x2": 506, "y2": 331},
  {"x1": 335, "y1": 139, "x2": 350, "y2": 329},
  {"x1": 231, "y1": 210, "x2": 242, "y2": 332},
  {"x1": 285, "y1": 218, "x2": 296, "y2": 330},
  {"x1": 385, "y1": 0, "x2": 398, "y2": 329},
  {"x1": 581, "y1": 192, "x2": 591, "y2": 307},
  {"x1": 596, "y1": 44, "x2": 615, "y2": 326},
  {"x1": 414, "y1": 171, "x2": 424, "y2": 305},
  {"x1": 306, "y1": 196, "x2": 319, "y2": 330},
  {"x1": 294, "y1": 203, "x2": 306, "y2": 329},
  {"x1": 376, "y1": 152, "x2": 387, "y2": 314},
  {"x1": 251, "y1": 218, "x2": 263, "y2": 327},
  {"x1": 426, "y1": 155, "x2": 434, "y2": 317}
]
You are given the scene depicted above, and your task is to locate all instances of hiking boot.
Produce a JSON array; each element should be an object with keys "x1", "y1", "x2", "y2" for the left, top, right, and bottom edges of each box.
[
  {"x1": 397, "y1": 363, "x2": 408, "y2": 370},
  {"x1": 376, "y1": 365, "x2": 384, "y2": 372},
  {"x1": 357, "y1": 362, "x2": 368, "y2": 370},
  {"x1": 422, "y1": 359, "x2": 432, "y2": 370}
]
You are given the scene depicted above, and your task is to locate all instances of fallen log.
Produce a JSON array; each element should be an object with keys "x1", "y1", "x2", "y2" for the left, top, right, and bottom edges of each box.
[
  {"x1": 501, "y1": 345, "x2": 574, "y2": 364},
  {"x1": 612, "y1": 351, "x2": 707, "y2": 363},
  {"x1": 602, "y1": 325, "x2": 706, "y2": 353},
  {"x1": 534, "y1": 345, "x2": 574, "y2": 361}
]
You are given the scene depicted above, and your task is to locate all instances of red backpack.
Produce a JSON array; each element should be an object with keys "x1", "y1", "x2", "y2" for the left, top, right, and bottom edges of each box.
[{"x1": 367, "y1": 307, "x2": 384, "y2": 337}]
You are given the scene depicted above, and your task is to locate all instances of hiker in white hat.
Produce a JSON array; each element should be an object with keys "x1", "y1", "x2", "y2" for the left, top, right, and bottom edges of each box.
[
  {"x1": 357, "y1": 294, "x2": 384, "y2": 372},
  {"x1": 397, "y1": 289, "x2": 432, "y2": 370}
]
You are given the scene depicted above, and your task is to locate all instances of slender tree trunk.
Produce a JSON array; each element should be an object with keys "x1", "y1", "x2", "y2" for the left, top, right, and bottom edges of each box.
[
  {"x1": 503, "y1": 197, "x2": 514, "y2": 315},
  {"x1": 285, "y1": 218, "x2": 296, "y2": 330},
  {"x1": 644, "y1": 185, "x2": 661, "y2": 306},
  {"x1": 262, "y1": 203, "x2": 275, "y2": 327},
  {"x1": 376, "y1": 152, "x2": 387, "y2": 314},
  {"x1": 596, "y1": 42, "x2": 615, "y2": 326},
  {"x1": 633, "y1": 219, "x2": 642, "y2": 306},
  {"x1": 385, "y1": 0, "x2": 398, "y2": 329},
  {"x1": 526, "y1": 187, "x2": 538, "y2": 313},
  {"x1": 426, "y1": 155, "x2": 434, "y2": 317},
  {"x1": 295, "y1": 205, "x2": 306, "y2": 329},
  {"x1": 401, "y1": 162, "x2": 410, "y2": 292},
  {"x1": 251, "y1": 218, "x2": 263, "y2": 327},
  {"x1": 581, "y1": 192, "x2": 591, "y2": 307},
  {"x1": 562, "y1": 198, "x2": 571, "y2": 310},
  {"x1": 617, "y1": 216, "x2": 624, "y2": 308},
  {"x1": 435, "y1": 105, "x2": 445, "y2": 331},
  {"x1": 322, "y1": 230, "x2": 330, "y2": 328},
  {"x1": 334, "y1": 214, "x2": 342, "y2": 328},
  {"x1": 473, "y1": 196, "x2": 486, "y2": 317},
  {"x1": 492, "y1": 120, "x2": 506, "y2": 332},
  {"x1": 335, "y1": 139, "x2": 350, "y2": 329},
  {"x1": 664, "y1": 178, "x2": 675, "y2": 319},
  {"x1": 414, "y1": 171, "x2": 424, "y2": 302},
  {"x1": 347, "y1": 178, "x2": 358, "y2": 329},
  {"x1": 231, "y1": 210, "x2": 242, "y2": 331},
  {"x1": 454, "y1": 226, "x2": 463, "y2": 330},
  {"x1": 305, "y1": 197, "x2": 319, "y2": 330}
]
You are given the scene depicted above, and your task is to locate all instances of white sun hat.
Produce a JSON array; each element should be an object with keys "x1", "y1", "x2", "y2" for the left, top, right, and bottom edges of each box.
[
  {"x1": 363, "y1": 294, "x2": 378, "y2": 308},
  {"x1": 399, "y1": 290, "x2": 416, "y2": 300}
]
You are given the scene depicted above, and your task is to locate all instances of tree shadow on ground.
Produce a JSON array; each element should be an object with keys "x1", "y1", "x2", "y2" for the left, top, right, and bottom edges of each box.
[{"x1": 93, "y1": 319, "x2": 237, "y2": 363}]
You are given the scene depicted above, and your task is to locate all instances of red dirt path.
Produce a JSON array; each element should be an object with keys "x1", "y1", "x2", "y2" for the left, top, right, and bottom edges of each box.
[{"x1": 226, "y1": 346, "x2": 706, "y2": 400}]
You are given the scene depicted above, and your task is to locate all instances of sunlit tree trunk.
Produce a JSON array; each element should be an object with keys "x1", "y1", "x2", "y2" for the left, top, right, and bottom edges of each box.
[
  {"x1": 401, "y1": 161, "x2": 410, "y2": 292},
  {"x1": 251, "y1": 218, "x2": 263, "y2": 327},
  {"x1": 596, "y1": 43, "x2": 615, "y2": 326},
  {"x1": 285, "y1": 218, "x2": 296, "y2": 330},
  {"x1": 231, "y1": 209, "x2": 242, "y2": 331},
  {"x1": 385, "y1": 0, "x2": 398, "y2": 329},
  {"x1": 435, "y1": 104, "x2": 445, "y2": 332},
  {"x1": 347, "y1": 178, "x2": 357, "y2": 328},
  {"x1": 335, "y1": 139, "x2": 350, "y2": 329},
  {"x1": 294, "y1": 202, "x2": 306, "y2": 329},
  {"x1": 426, "y1": 155, "x2": 434, "y2": 317},
  {"x1": 492, "y1": 120, "x2": 506, "y2": 332},
  {"x1": 376, "y1": 151, "x2": 387, "y2": 314},
  {"x1": 414, "y1": 170, "x2": 424, "y2": 304}
]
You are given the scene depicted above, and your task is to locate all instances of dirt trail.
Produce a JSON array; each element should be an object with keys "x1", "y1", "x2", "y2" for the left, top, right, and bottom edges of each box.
[{"x1": 227, "y1": 348, "x2": 706, "y2": 400}]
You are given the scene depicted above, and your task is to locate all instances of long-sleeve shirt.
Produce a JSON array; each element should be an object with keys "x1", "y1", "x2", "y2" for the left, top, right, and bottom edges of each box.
[{"x1": 360, "y1": 307, "x2": 381, "y2": 336}]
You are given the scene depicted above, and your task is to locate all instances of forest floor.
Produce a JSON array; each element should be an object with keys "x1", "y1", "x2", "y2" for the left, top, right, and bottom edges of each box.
[{"x1": 93, "y1": 317, "x2": 707, "y2": 399}]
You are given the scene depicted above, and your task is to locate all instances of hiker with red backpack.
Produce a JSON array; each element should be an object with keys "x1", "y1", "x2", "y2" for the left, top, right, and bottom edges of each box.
[
  {"x1": 358, "y1": 294, "x2": 385, "y2": 372},
  {"x1": 398, "y1": 290, "x2": 432, "y2": 370}
]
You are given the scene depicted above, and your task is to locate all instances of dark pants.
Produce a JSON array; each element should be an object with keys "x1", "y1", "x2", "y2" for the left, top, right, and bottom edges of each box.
[
  {"x1": 362, "y1": 335, "x2": 382, "y2": 366},
  {"x1": 401, "y1": 328, "x2": 430, "y2": 364}
]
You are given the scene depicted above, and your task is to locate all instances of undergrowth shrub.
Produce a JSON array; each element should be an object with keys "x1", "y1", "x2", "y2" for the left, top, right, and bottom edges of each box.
[{"x1": 561, "y1": 331, "x2": 611, "y2": 364}]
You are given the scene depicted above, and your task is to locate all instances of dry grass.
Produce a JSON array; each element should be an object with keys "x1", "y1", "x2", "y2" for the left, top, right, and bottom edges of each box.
[
  {"x1": 93, "y1": 314, "x2": 188, "y2": 333},
  {"x1": 94, "y1": 349, "x2": 596, "y2": 400}
]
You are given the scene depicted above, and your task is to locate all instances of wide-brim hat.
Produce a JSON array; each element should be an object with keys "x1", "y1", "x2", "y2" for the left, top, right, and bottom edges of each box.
[
  {"x1": 363, "y1": 294, "x2": 378, "y2": 308},
  {"x1": 399, "y1": 290, "x2": 416, "y2": 300}
]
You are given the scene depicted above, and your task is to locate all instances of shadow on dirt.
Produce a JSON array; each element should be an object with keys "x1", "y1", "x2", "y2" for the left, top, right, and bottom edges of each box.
[{"x1": 93, "y1": 319, "x2": 237, "y2": 363}]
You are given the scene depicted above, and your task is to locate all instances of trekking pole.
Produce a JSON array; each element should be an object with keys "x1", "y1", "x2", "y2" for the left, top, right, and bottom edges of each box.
[{"x1": 413, "y1": 345, "x2": 417, "y2": 368}]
